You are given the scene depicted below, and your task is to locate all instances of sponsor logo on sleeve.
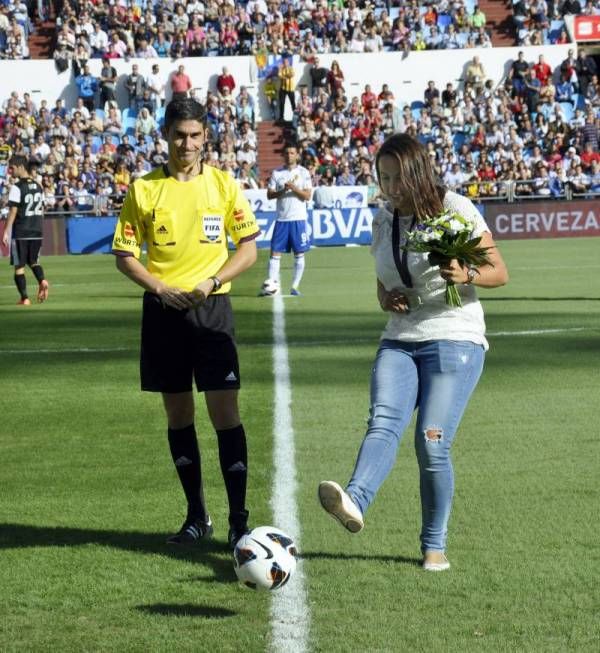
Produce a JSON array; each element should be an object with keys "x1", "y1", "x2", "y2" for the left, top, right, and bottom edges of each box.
[
  {"x1": 124, "y1": 223, "x2": 135, "y2": 238},
  {"x1": 233, "y1": 208, "x2": 245, "y2": 222}
]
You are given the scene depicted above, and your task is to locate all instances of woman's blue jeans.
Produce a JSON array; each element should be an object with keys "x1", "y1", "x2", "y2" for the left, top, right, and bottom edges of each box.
[{"x1": 346, "y1": 339, "x2": 485, "y2": 553}]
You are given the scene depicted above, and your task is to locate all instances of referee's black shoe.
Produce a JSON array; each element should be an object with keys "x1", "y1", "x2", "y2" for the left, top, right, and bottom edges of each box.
[
  {"x1": 228, "y1": 510, "x2": 250, "y2": 550},
  {"x1": 167, "y1": 515, "x2": 214, "y2": 545}
]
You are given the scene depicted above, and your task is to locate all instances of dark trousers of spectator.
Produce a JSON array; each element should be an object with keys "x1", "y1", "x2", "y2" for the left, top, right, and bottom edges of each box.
[
  {"x1": 279, "y1": 89, "x2": 295, "y2": 121},
  {"x1": 101, "y1": 88, "x2": 115, "y2": 107},
  {"x1": 81, "y1": 96, "x2": 95, "y2": 113}
]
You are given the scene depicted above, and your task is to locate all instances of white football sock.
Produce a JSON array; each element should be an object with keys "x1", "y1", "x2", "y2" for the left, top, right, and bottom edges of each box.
[
  {"x1": 267, "y1": 256, "x2": 281, "y2": 282},
  {"x1": 292, "y1": 255, "x2": 305, "y2": 290}
]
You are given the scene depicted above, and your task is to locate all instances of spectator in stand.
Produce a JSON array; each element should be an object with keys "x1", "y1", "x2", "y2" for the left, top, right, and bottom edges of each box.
[
  {"x1": 135, "y1": 107, "x2": 158, "y2": 139},
  {"x1": 569, "y1": 163, "x2": 591, "y2": 194},
  {"x1": 524, "y1": 68, "x2": 542, "y2": 112},
  {"x1": 136, "y1": 38, "x2": 158, "y2": 59},
  {"x1": 575, "y1": 49, "x2": 598, "y2": 96},
  {"x1": 561, "y1": 0, "x2": 583, "y2": 15},
  {"x1": 327, "y1": 60, "x2": 345, "y2": 96},
  {"x1": 589, "y1": 160, "x2": 600, "y2": 193},
  {"x1": 153, "y1": 29, "x2": 172, "y2": 57},
  {"x1": 509, "y1": 51, "x2": 530, "y2": 95},
  {"x1": 310, "y1": 56, "x2": 329, "y2": 98},
  {"x1": 361, "y1": 84, "x2": 377, "y2": 111},
  {"x1": 556, "y1": 73, "x2": 576, "y2": 104},
  {"x1": 103, "y1": 105, "x2": 122, "y2": 136},
  {"x1": 444, "y1": 162, "x2": 466, "y2": 190},
  {"x1": 90, "y1": 22, "x2": 109, "y2": 57},
  {"x1": 442, "y1": 82, "x2": 457, "y2": 108},
  {"x1": 533, "y1": 54, "x2": 552, "y2": 86},
  {"x1": 147, "y1": 64, "x2": 165, "y2": 113},
  {"x1": 580, "y1": 110, "x2": 599, "y2": 149},
  {"x1": 99, "y1": 56, "x2": 117, "y2": 108},
  {"x1": 278, "y1": 57, "x2": 296, "y2": 122},
  {"x1": 424, "y1": 80, "x2": 440, "y2": 107},
  {"x1": 171, "y1": 64, "x2": 192, "y2": 101},
  {"x1": 472, "y1": 5, "x2": 487, "y2": 28},
  {"x1": 217, "y1": 67, "x2": 236, "y2": 98},
  {"x1": 263, "y1": 71, "x2": 278, "y2": 120},
  {"x1": 126, "y1": 64, "x2": 146, "y2": 113},
  {"x1": 75, "y1": 65, "x2": 98, "y2": 114},
  {"x1": 586, "y1": 74, "x2": 600, "y2": 108},
  {"x1": 580, "y1": 141, "x2": 600, "y2": 169}
]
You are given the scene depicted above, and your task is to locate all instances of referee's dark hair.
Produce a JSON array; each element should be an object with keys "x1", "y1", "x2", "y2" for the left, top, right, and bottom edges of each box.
[{"x1": 164, "y1": 97, "x2": 207, "y2": 132}]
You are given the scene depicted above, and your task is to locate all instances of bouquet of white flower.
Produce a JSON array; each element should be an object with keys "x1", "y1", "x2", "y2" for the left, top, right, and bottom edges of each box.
[{"x1": 403, "y1": 210, "x2": 493, "y2": 307}]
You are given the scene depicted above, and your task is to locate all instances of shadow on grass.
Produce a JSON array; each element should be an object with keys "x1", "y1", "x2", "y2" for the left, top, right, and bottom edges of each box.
[
  {"x1": 0, "y1": 523, "x2": 235, "y2": 583},
  {"x1": 300, "y1": 551, "x2": 422, "y2": 567},
  {"x1": 136, "y1": 604, "x2": 236, "y2": 619}
]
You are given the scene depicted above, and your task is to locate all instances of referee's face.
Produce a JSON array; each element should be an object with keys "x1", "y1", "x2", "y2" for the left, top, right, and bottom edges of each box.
[{"x1": 166, "y1": 119, "x2": 206, "y2": 171}]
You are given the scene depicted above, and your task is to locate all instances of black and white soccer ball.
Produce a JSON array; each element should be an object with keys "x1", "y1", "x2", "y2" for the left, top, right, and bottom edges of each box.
[
  {"x1": 233, "y1": 526, "x2": 297, "y2": 591},
  {"x1": 260, "y1": 279, "x2": 280, "y2": 296}
]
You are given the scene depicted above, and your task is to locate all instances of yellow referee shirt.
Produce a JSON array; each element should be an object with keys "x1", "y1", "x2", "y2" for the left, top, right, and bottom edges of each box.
[{"x1": 112, "y1": 164, "x2": 260, "y2": 293}]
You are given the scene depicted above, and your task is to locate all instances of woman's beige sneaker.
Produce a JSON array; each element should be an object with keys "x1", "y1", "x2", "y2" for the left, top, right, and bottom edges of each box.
[
  {"x1": 422, "y1": 553, "x2": 450, "y2": 571},
  {"x1": 318, "y1": 481, "x2": 364, "y2": 533}
]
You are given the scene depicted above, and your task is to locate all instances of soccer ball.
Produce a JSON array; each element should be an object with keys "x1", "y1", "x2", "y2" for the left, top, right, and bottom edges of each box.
[
  {"x1": 260, "y1": 279, "x2": 280, "y2": 296},
  {"x1": 233, "y1": 526, "x2": 297, "y2": 591}
]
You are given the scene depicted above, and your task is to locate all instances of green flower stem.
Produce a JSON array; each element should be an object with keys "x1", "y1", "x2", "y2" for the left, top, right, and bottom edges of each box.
[{"x1": 445, "y1": 282, "x2": 462, "y2": 308}]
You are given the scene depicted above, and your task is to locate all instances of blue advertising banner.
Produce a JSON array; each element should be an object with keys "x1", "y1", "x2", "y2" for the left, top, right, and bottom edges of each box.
[{"x1": 66, "y1": 208, "x2": 377, "y2": 254}]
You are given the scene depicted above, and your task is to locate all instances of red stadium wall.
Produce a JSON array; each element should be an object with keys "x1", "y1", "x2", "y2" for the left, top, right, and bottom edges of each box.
[
  {"x1": 43, "y1": 217, "x2": 68, "y2": 255},
  {"x1": 485, "y1": 200, "x2": 600, "y2": 240}
]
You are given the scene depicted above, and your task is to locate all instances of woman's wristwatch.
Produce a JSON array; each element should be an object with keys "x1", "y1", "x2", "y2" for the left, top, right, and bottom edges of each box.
[
  {"x1": 210, "y1": 276, "x2": 223, "y2": 293},
  {"x1": 465, "y1": 266, "x2": 478, "y2": 285}
]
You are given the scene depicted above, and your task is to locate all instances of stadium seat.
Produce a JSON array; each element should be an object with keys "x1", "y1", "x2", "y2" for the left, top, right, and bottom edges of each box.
[
  {"x1": 91, "y1": 135, "x2": 102, "y2": 153},
  {"x1": 95, "y1": 108, "x2": 105, "y2": 120},
  {"x1": 548, "y1": 19, "x2": 564, "y2": 43},
  {"x1": 411, "y1": 100, "x2": 425, "y2": 111},
  {"x1": 456, "y1": 32, "x2": 470, "y2": 47},
  {"x1": 156, "y1": 106, "x2": 166, "y2": 126},
  {"x1": 560, "y1": 102, "x2": 574, "y2": 122},
  {"x1": 412, "y1": 108, "x2": 422, "y2": 122},
  {"x1": 453, "y1": 132, "x2": 466, "y2": 150},
  {"x1": 573, "y1": 94, "x2": 586, "y2": 110}
]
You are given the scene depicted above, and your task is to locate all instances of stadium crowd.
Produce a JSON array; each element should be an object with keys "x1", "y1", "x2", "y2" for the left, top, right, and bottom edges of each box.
[
  {"x1": 512, "y1": 0, "x2": 600, "y2": 45},
  {"x1": 2, "y1": 0, "x2": 500, "y2": 63},
  {"x1": 3, "y1": 0, "x2": 600, "y2": 61},
  {"x1": 0, "y1": 47, "x2": 599, "y2": 215}
]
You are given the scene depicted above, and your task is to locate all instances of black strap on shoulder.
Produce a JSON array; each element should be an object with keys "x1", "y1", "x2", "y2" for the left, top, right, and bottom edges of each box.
[{"x1": 392, "y1": 209, "x2": 416, "y2": 289}]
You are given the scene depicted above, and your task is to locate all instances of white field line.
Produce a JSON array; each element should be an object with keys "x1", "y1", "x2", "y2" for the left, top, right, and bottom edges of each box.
[
  {"x1": 0, "y1": 327, "x2": 594, "y2": 356},
  {"x1": 269, "y1": 293, "x2": 310, "y2": 653}
]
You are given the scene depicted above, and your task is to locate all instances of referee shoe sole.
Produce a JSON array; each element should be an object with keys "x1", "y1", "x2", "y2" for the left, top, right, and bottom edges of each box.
[{"x1": 318, "y1": 481, "x2": 364, "y2": 533}]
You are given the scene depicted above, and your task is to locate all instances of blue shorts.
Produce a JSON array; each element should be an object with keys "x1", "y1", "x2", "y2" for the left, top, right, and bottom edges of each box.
[{"x1": 271, "y1": 220, "x2": 311, "y2": 254}]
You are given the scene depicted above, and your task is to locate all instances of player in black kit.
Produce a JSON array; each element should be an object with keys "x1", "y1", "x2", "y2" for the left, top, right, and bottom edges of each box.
[{"x1": 2, "y1": 155, "x2": 49, "y2": 305}]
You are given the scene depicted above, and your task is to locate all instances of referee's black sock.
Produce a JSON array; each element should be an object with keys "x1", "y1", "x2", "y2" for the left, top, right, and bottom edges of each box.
[
  {"x1": 14, "y1": 274, "x2": 27, "y2": 300},
  {"x1": 167, "y1": 424, "x2": 207, "y2": 523},
  {"x1": 31, "y1": 264, "x2": 45, "y2": 284},
  {"x1": 216, "y1": 424, "x2": 248, "y2": 526}
]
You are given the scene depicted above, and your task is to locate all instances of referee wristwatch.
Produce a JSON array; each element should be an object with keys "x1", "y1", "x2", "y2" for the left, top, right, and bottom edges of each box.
[{"x1": 210, "y1": 276, "x2": 223, "y2": 293}]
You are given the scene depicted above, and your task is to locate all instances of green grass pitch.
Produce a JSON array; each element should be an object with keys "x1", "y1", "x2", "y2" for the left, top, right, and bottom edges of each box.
[{"x1": 1, "y1": 238, "x2": 599, "y2": 652}]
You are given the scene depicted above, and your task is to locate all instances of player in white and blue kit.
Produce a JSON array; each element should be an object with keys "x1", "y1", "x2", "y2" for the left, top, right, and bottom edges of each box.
[{"x1": 260, "y1": 144, "x2": 312, "y2": 296}]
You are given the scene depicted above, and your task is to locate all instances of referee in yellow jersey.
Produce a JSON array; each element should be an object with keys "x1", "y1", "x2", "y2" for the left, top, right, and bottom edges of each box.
[{"x1": 112, "y1": 98, "x2": 260, "y2": 549}]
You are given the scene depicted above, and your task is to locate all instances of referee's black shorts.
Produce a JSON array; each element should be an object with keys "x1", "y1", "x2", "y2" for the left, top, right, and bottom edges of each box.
[{"x1": 140, "y1": 292, "x2": 241, "y2": 393}]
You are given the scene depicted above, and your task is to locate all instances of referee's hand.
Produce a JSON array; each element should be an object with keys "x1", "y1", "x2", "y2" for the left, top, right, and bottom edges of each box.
[{"x1": 156, "y1": 285, "x2": 195, "y2": 310}]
